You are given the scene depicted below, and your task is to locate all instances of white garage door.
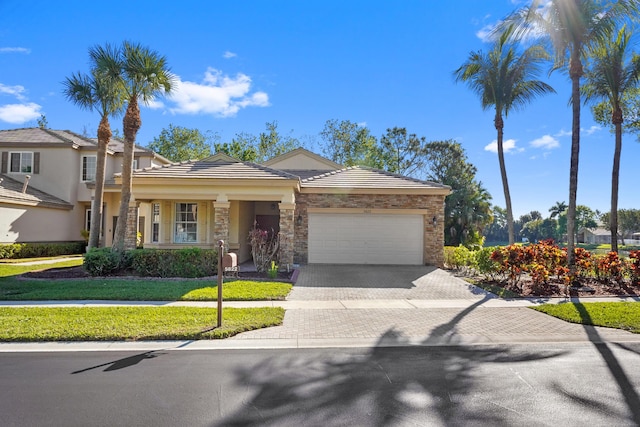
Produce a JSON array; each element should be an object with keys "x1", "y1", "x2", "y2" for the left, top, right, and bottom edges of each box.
[{"x1": 308, "y1": 213, "x2": 424, "y2": 264}]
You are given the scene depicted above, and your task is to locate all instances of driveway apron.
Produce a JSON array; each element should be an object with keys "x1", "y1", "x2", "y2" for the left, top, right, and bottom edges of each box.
[{"x1": 233, "y1": 264, "x2": 640, "y2": 345}]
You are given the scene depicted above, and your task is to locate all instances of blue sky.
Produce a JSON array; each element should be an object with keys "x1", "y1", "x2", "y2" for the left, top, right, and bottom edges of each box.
[{"x1": 1, "y1": 0, "x2": 638, "y2": 218}]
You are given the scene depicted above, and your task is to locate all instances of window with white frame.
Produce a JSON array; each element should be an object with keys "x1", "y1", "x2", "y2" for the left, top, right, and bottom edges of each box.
[
  {"x1": 10, "y1": 152, "x2": 33, "y2": 173},
  {"x1": 82, "y1": 156, "x2": 97, "y2": 182},
  {"x1": 152, "y1": 203, "x2": 160, "y2": 243},
  {"x1": 174, "y1": 203, "x2": 197, "y2": 243}
]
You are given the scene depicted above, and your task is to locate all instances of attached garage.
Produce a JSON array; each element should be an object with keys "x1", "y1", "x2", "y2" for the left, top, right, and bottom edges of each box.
[{"x1": 308, "y1": 212, "x2": 424, "y2": 265}]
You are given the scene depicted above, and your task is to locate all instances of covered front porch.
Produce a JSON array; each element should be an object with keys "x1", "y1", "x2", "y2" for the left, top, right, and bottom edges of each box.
[{"x1": 135, "y1": 198, "x2": 295, "y2": 267}]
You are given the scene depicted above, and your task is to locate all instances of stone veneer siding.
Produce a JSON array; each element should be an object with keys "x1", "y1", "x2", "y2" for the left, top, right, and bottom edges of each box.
[
  {"x1": 278, "y1": 205, "x2": 295, "y2": 268},
  {"x1": 124, "y1": 202, "x2": 139, "y2": 250},
  {"x1": 294, "y1": 193, "x2": 446, "y2": 267},
  {"x1": 213, "y1": 202, "x2": 230, "y2": 246}
]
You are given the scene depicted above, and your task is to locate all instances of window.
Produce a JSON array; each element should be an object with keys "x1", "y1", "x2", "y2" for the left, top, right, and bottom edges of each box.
[
  {"x1": 133, "y1": 159, "x2": 138, "y2": 170},
  {"x1": 82, "y1": 156, "x2": 97, "y2": 182},
  {"x1": 174, "y1": 203, "x2": 197, "y2": 243},
  {"x1": 152, "y1": 203, "x2": 160, "y2": 243},
  {"x1": 10, "y1": 152, "x2": 33, "y2": 173},
  {"x1": 85, "y1": 208, "x2": 92, "y2": 231}
]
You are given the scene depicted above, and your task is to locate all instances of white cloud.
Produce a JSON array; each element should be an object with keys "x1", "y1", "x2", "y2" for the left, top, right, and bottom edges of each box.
[
  {"x1": 484, "y1": 138, "x2": 521, "y2": 154},
  {"x1": 223, "y1": 51, "x2": 237, "y2": 59},
  {"x1": 582, "y1": 125, "x2": 601, "y2": 136},
  {"x1": 0, "y1": 83, "x2": 27, "y2": 101},
  {"x1": 0, "y1": 102, "x2": 42, "y2": 124},
  {"x1": 554, "y1": 129, "x2": 571, "y2": 137},
  {"x1": 168, "y1": 67, "x2": 269, "y2": 117},
  {"x1": 476, "y1": 23, "x2": 499, "y2": 43},
  {"x1": 0, "y1": 47, "x2": 30, "y2": 54},
  {"x1": 530, "y1": 134, "x2": 560, "y2": 149},
  {"x1": 144, "y1": 99, "x2": 165, "y2": 110}
]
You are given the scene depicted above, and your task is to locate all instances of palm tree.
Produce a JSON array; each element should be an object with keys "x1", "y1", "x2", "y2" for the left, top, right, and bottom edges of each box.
[
  {"x1": 454, "y1": 26, "x2": 555, "y2": 245},
  {"x1": 100, "y1": 41, "x2": 175, "y2": 251},
  {"x1": 583, "y1": 27, "x2": 640, "y2": 253},
  {"x1": 548, "y1": 201, "x2": 568, "y2": 219},
  {"x1": 63, "y1": 45, "x2": 124, "y2": 249},
  {"x1": 502, "y1": 0, "x2": 639, "y2": 269}
]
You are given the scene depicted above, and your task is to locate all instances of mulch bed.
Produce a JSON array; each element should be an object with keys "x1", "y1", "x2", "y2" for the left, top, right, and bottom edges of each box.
[
  {"x1": 22, "y1": 266, "x2": 295, "y2": 281},
  {"x1": 455, "y1": 270, "x2": 640, "y2": 298}
]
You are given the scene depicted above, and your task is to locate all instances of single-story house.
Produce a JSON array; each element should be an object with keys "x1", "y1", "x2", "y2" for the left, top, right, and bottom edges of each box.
[
  {"x1": 579, "y1": 227, "x2": 612, "y2": 245},
  {"x1": 1, "y1": 128, "x2": 451, "y2": 267}
]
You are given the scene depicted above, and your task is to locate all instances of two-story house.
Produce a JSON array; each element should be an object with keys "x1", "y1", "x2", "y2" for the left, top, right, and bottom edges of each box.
[{"x1": 0, "y1": 127, "x2": 170, "y2": 246}]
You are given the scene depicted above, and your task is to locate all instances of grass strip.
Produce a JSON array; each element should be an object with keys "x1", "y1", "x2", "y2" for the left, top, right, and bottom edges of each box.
[
  {"x1": 0, "y1": 278, "x2": 291, "y2": 301},
  {"x1": 0, "y1": 306, "x2": 284, "y2": 341},
  {"x1": 0, "y1": 258, "x2": 84, "y2": 277},
  {"x1": 531, "y1": 302, "x2": 640, "y2": 333}
]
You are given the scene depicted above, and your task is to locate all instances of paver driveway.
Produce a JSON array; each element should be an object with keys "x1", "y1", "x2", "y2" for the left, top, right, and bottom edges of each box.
[
  {"x1": 288, "y1": 264, "x2": 489, "y2": 301},
  {"x1": 233, "y1": 264, "x2": 640, "y2": 344}
]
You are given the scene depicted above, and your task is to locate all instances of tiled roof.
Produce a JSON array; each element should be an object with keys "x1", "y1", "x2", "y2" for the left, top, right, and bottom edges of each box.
[
  {"x1": 129, "y1": 159, "x2": 300, "y2": 180},
  {"x1": 0, "y1": 174, "x2": 73, "y2": 210},
  {"x1": 0, "y1": 128, "x2": 95, "y2": 146},
  {"x1": 301, "y1": 166, "x2": 450, "y2": 190},
  {"x1": 97, "y1": 137, "x2": 160, "y2": 156},
  {"x1": 281, "y1": 169, "x2": 336, "y2": 180}
]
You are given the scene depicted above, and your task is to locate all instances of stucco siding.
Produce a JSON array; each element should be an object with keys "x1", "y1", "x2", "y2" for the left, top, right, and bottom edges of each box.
[{"x1": 0, "y1": 204, "x2": 78, "y2": 243}]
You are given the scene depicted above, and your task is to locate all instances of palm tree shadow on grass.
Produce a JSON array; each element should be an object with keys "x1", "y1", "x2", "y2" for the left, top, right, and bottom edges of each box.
[
  {"x1": 550, "y1": 303, "x2": 640, "y2": 425},
  {"x1": 216, "y1": 296, "x2": 563, "y2": 426}
]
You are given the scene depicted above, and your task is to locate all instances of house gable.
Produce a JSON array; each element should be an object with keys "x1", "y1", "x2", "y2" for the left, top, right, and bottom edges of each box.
[{"x1": 263, "y1": 148, "x2": 342, "y2": 171}]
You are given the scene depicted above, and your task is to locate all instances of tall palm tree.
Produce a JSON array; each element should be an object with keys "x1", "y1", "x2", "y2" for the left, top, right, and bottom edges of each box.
[
  {"x1": 583, "y1": 27, "x2": 640, "y2": 253},
  {"x1": 502, "y1": 0, "x2": 639, "y2": 270},
  {"x1": 454, "y1": 26, "x2": 555, "y2": 245},
  {"x1": 548, "y1": 200, "x2": 568, "y2": 219},
  {"x1": 100, "y1": 41, "x2": 175, "y2": 251},
  {"x1": 63, "y1": 45, "x2": 124, "y2": 249}
]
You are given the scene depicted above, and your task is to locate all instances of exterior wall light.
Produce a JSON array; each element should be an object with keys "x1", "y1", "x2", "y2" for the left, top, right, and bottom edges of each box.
[
  {"x1": 432, "y1": 216, "x2": 437, "y2": 226},
  {"x1": 296, "y1": 214, "x2": 303, "y2": 226}
]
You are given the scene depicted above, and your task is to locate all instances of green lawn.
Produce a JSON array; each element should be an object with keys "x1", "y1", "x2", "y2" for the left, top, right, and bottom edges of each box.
[
  {"x1": 0, "y1": 258, "x2": 84, "y2": 277},
  {"x1": 0, "y1": 258, "x2": 292, "y2": 301},
  {"x1": 0, "y1": 257, "x2": 290, "y2": 341},
  {"x1": 0, "y1": 278, "x2": 292, "y2": 301},
  {"x1": 0, "y1": 306, "x2": 285, "y2": 341},
  {"x1": 532, "y1": 302, "x2": 640, "y2": 334}
]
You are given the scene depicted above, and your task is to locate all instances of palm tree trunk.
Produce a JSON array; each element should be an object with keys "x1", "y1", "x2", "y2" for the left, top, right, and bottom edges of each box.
[
  {"x1": 495, "y1": 112, "x2": 514, "y2": 245},
  {"x1": 567, "y1": 54, "x2": 583, "y2": 273},
  {"x1": 610, "y1": 109, "x2": 623, "y2": 253},
  {"x1": 88, "y1": 116, "x2": 111, "y2": 249},
  {"x1": 112, "y1": 96, "x2": 141, "y2": 251}
]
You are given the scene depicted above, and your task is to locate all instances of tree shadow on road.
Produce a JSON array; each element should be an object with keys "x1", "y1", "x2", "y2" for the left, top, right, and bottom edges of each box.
[
  {"x1": 216, "y1": 295, "x2": 564, "y2": 426},
  {"x1": 550, "y1": 302, "x2": 640, "y2": 425}
]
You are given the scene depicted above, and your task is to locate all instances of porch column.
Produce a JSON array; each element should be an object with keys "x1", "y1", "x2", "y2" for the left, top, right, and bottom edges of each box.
[
  {"x1": 124, "y1": 200, "x2": 140, "y2": 250},
  {"x1": 424, "y1": 196, "x2": 446, "y2": 268},
  {"x1": 278, "y1": 203, "x2": 295, "y2": 268},
  {"x1": 213, "y1": 201, "x2": 230, "y2": 246}
]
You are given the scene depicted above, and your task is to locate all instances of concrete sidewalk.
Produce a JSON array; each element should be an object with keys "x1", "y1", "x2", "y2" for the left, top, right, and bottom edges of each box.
[{"x1": 2, "y1": 265, "x2": 640, "y2": 351}]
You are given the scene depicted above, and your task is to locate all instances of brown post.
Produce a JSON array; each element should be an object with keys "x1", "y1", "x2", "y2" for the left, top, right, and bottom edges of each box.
[{"x1": 217, "y1": 240, "x2": 224, "y2": 327}]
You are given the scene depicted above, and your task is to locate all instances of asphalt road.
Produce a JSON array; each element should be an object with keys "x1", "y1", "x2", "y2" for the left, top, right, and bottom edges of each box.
[{"x1": 3, "y1": 342, "x2": 640, "y2": 426}]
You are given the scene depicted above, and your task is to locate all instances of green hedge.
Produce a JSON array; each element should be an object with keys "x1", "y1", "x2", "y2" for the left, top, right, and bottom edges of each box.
[
  {"x1": 130, "y1": 248, "x2": 218, "y2": 278},
  {"x1": 0, "y1": 242, "x2": 85, "y2": 259},
  {"x1": 84, "y1": 247, "x2": 219, "y2": 277}
]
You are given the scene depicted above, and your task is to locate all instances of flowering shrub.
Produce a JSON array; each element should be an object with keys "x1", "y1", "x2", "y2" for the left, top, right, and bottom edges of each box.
[
  {"x1": 490, "y1": 244, "x2": 528, "y2": 288},
  {"x1": 629, "y1": 250, "x2": 640, "y2": 285},
  {"x1": 489, "y1": 240, "x2": 593, "y2": 289},
  {"x1": 592, "y1": 251, "x2": 625, "y2": 285},
  {"x1": 248, "y1": 224, "x2": 280, "y2": 273}
]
